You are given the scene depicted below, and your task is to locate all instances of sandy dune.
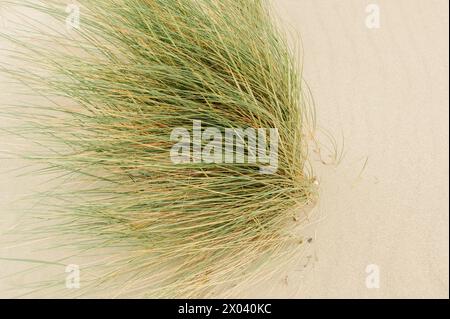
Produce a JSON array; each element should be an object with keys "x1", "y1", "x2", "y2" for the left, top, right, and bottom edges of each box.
[{"x1": 0, "y1": 0, "x2": 448, "y2": 298}]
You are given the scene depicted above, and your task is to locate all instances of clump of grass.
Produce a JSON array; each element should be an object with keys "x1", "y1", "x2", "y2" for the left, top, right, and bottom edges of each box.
[{"x1": 1, "y1": 0, "x2": 318, "y2": 298}]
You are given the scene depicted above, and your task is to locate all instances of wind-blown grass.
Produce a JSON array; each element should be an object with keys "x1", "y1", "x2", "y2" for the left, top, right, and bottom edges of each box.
[{"x1": 1, "y1": 0, "x2": 318, "y2": 298}]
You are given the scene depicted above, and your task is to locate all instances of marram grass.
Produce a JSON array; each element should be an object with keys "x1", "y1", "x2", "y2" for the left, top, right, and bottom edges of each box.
[{"x1": 1, "y1": 0, "x2": 318, "y2": 298}]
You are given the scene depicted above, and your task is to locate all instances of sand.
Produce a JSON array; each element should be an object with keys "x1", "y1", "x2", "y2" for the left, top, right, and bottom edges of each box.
[{"x1": 0, "y1": 0, "x2": 448, "y2": 298}]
